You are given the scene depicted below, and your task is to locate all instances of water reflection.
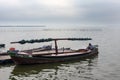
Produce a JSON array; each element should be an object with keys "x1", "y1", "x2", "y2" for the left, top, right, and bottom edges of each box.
[{"x1": 10, "y1": 56, "x2": 98, "y2": 80}]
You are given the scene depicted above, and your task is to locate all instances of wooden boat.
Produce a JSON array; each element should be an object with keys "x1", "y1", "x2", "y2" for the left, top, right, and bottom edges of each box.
[
  {"x1": 8, "y1": 38, "x2": 98, "y2": 65},
  {"x1": 0, "y1": 55, "x2": 13, "y2": 64},
  {"x1": 0, "y1": 44, "x2": 5, "y2": 48}
]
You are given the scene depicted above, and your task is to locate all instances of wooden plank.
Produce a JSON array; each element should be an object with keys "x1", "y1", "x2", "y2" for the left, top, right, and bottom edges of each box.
[{"x1": 0, "y1": 55, "x2": 11, "y2": 60}]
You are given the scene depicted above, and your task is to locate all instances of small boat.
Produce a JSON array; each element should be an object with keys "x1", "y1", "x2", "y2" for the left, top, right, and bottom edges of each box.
[
  {"x1": 0, "y1": 44, "x2": 5, "y2": 48},
  {"x1": 0, "y1": 55, "x2": 13, "y2": 64},
  {"x1": 8, "y1": 38, "x2": 98, "y2": 65}
]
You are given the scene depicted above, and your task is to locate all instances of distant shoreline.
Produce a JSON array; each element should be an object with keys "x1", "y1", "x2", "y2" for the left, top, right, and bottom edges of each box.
[{"x1": 0, "y1": 25, "x2": 45, "y2": 27}]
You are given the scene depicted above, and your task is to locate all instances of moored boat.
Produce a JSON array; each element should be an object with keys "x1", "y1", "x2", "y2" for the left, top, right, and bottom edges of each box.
[
  {"x1": 8, "y1": 38, "x2": 98, "y2": 65},
  {"x1": 0, "y1": 44, "x2": 5, "y2": 48}
]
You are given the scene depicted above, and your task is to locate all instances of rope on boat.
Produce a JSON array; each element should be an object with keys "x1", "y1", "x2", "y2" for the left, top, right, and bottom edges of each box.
[
  {"x1": 11, "y1": 38, "x2": 92, "y2": 44},
  {"x1": 17, "y1": 38, "x2": 53, "y2": 44},
  {"x1": 68, "y1": 38, "x2": 92, "y2": 41}
]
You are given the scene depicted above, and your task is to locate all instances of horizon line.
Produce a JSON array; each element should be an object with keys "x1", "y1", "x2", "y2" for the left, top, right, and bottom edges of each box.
[{"x1": 0, "y1": 25, "x2": 46, "y2": 27}]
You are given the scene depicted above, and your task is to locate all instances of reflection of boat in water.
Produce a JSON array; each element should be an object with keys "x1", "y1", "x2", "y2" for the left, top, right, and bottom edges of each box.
[
  {"x1": 8, "y1": 38, "x2": 98, "y2": 65},
  {"x1": 11, "y1": 63, "x2": 59, "y2": 75}
]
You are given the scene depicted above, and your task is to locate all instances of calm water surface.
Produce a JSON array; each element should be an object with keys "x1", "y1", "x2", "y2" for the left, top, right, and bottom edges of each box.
[{"x1": 0, "y1": 27, "x2": 120, "y2": 80}]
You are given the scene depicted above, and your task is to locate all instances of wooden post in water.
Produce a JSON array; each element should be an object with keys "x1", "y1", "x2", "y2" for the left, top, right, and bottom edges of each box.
[{"x1": 54, "y1": 40, "x2": 58, "y2": 55}]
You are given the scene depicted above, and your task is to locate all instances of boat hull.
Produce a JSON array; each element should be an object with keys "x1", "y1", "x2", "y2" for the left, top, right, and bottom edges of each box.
[{"x1": 9, "y1": 48, "x2": 98, "y2": 65}]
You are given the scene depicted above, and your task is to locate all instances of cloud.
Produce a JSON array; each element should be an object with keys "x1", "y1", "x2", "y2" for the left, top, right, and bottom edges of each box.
[
  {"x1": 82, "y1": 1, "x2": 120, "y2": 24},
  {"x1": 0, "y1": 0, "x2": 120, "y2": 25},
  {"x1": 0, "y1": 0, "x2": 77, "y2": 22}
]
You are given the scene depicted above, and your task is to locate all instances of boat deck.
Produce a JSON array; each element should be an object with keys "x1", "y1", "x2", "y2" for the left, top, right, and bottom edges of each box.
[
  {"x1": 20, "y1": 49, "x2": 90, "y2": 56},
  {"x1": 44, "y1": 50, "x2": 91, "y2": 56},
  {"x1": 0, "y1": 55, "x2": 11, "y2": 60},
  {"x1": 20, "y1": 49, "x2": 75, "y2": 55}
]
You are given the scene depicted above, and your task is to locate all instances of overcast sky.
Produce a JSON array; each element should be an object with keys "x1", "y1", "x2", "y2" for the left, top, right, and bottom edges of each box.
[{"x1": 0, "y1": 0, "x2": 120, "y2": 27}]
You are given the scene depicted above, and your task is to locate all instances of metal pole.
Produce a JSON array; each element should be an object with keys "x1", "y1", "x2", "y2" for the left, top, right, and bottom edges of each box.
[{"x1": 54, "y1": 40, "x2": 58, "y2": 55}]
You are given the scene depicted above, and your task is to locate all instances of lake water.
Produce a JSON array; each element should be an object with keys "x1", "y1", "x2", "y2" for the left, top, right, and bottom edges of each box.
[{"x1": 0, "y1": 27, "x2": 120, "y2": 80}]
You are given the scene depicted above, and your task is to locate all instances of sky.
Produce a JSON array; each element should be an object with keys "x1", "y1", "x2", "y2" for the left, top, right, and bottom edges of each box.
[{"x1": 0, "y1": 0, "x2": 120, "y2": 27}]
